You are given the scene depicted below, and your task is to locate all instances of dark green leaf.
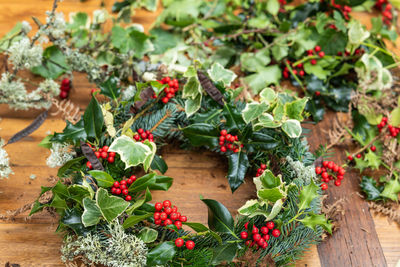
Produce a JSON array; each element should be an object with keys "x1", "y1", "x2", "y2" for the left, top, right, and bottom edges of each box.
[
  {"x1": 183, "y1": 222, "x2": 209, "y2": 232},
  {"x1": 150, "y1": 154, "x2": 168, "y2": 174},
  {"x1": 89, "y1": 170, "x2": 115, "y2": 187},
  {"x1": 61, "y1": 208, "x2": 87, "y2": 235},
  {"x1": 51, "y1": 119, "x2": 87, "y2": 144},
  {"x1": 31, "y1": 46, "x2": 69, "y2": 79},
  {"x1": 99, "y1": 76, "x2": 121, "y2": 100},
  {"x1": 57, "y1": 156, "x2": 85, "y2": 177},
  {"x1": 223, "y1": 103, "x2": 245, "y2": 132},
  {"x1": 201, "y1": 198, "x2": 235, "y2": 234},
  {"x1": 146, "y1": 241, "x2": 176, "y2": 266},
  {"x1": 181, "y1": 123, "x2": 219, "y2": 147},
  {"x1": 83, "y1": 96, "x2": 104, "y2": 139},
  {"x1": 227, "y1": 152, "x2": 249, "y2": 192},
  {"x1": 247, "y1": 132, "x2": 278, "y2": 150},
  {"x1": 211, "y1": 243, "x2": 238, "y2": 265},
  {"x1": 360, "y1": 176, "x2": 383, "y2": 201}
]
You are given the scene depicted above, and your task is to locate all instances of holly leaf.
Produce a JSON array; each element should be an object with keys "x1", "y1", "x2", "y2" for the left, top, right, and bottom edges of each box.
[
  {"x1": 282, "y1": 119, "x2": 302, "y2": 138},
  {"x1": 360, "y1": 176, "x2": 383, "y2": 201},
  {"x1": 138, "y1": 227, "x2": 158, "y2": 243},
  {"x1": 83, "y1": 96, "x2": 104, "y2": 139},
  {"x1": 51, "y1": 119, "x2": 87, "y2": 145},
  {"x1": 61, "y1": 208, "x2": 87, "y2": 235},
  {"x1": 181, "y1": 123, "x2": 219, "y2": 147},
  {"x1": 207, "y1": 62, "x2": 237, "y2": 86},
  {"x1": 99, "y1": 76, "x2": 120, "y2": 100},
  {"x1": 211, "y1": 243, "x2": 238, "y2": 265},
  {"x1": 183, "y1": 222, "x2": 209, "y2": 232},
  {"x1": 201, "y1": 198, "x2": 235, "y2": 235},
  {"x1": 354, "y1": 156, "x2": 371, "y2": 173},
  {"x1": 150, "y1": 154, "x2": 168, "y2": 174},
  {"x1": 109, "y1": 136, "x2": 155, "y2": 171},
  {"x1": 242, "y1": 102, "x2": 269, "y2": 124},
  {"x1": 223, "y1": 103, "x2": 246, "y2": 132},
  {"x1": 81, "y1": 197, "x2": 102, "y2": 227},
  {"x1": 247, "y1": 132, "x2": 278, "y2": 150},
  {"x1": 244, "y1": 65, "x2": 281, "y2": 94},
  {"x1": 88, "y1": 170, "x2": 115, "y2": 188},
  {"x1": 380, "y1": 179, "x2": 400, "y2": 201},
  {"x1": 128, "y1": 173, "x2": 173, "y2": 193},
  {"x1": 96, "y1": 188, "x2": 129, "y2": 222},
  {"x1": 257, "y1": 187, "x2": 285, "y2": 202},
  {"x1": 227, "y1": 151, "x2": 249, "y2": 192},
  {"x1": 364, "y1": 150, "x2": 381, "y2": 170},
  {"x1": 146, "y1": 241, "x2": 176, "y2": 266},
  {"x1": 298, "y1": 180, "x2": 319, "y2": 212},
  {"x1": 298, "y1": 212, "x2": 332, "y2": 234}
]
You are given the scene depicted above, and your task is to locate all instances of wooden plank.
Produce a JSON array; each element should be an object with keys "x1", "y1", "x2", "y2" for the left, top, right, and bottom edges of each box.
[{"x1": 307, "y1": 112, "x2": 387, "y2": 267}]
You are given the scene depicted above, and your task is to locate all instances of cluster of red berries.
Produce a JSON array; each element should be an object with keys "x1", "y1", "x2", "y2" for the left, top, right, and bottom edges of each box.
[
  {"x1": 153, "y1": 200, "x2": 188, "y2": 229},
  {"x1": 375, "y1": 0, "x2": 393, "y2": 25},
  {"x1": 315, "y1": 160, "x2": 346, "y2": 190},
  {"x1": 255, "y1": 163, "x2": 267, "y2": 177},
  {"x1": 337, "y1": 48, "x2": 365, "y2": 57},
  {"x1": 155, "y1": 77, "x2": 180, "y2": 104},
  {"x1": 307, "y1": 45, "x2": 325, "y2": 65},
  {"x1": 282, "y1": 60, "x2": 305, "y2": 79},
  {"x1": 219, "y1": 130, "x2": 242, "y2": 153},
  {"x1": 59, "y1": 78, "x2": 71, "y2": 99},
  {"x1": 347, "y1": 145, "x2": 377, "y2": 162},
  {"x1": 85, "y1": 144, "x2": 116, "y2": 169},
  {"x1": 240, "y1": 221, "x2": 281, "y2": 250},
  {"x1": 133, "y1": 128, "x2": 154, "y2": 143},
  {"x1": 278, "y1": 0, "x2": 287, "y2": 13},
  {"x1": 110, "y1": 176, "x2": 137, "y2": 201},
  {"x1": 377, "y1": 117, "x2": 400, "y2": 137},
  {"x1": 330, "y1": 0, "x2": 352, "y2": 20},
  {"x1": 174, "y1": 238, "x2": 195, "y2": 250}
]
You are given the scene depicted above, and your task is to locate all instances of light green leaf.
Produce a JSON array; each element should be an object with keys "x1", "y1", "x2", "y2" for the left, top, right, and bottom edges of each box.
[
  {"x1": 96, "y1": 188, "x2": 129, "y2": 222},
  {"x1": 89, "y1": 170, "x2": 115, "y2": 188},
  {"x1": 298, "y1": 212, "x2": 332, "y2": 234},
  {"x1": 259, "y1": 170, "x2": 281, "y2": 189},
  {"x1": 347, "y1": 20, "x2": 370, "y2": 53},
  {"x1": 257, "y1": 187, "x2": 285, "y2": 203},
  {"x1": 282, "y1": 119, "x2": 302, "y2": 138},
  {"x1": 207, "y1": 62, "x2": 237, "y2": 86},
  {"x1": 259, "y1": 87, "x2": 277, "y2": 103},
  {"x1": 244, "y1": 65, "x2": 281, "y2": 93},
  {"x1": 185, "y1": 93, "x2": 202, "y2": 117},
  {"x1": 101, "y1": 105, "x2": 117, "y2": 137},
  {"x1": 285, "y1": 98, "x2": 308, "y2": 121},
  {"x1": 138, "y1": 227, "x2": 158, "y2": 243},
  {"x1": 123, "y1": 213, "x2": 152, "y2": 229},
  {"x1": 364, "y1": 150, "x2": 381, "y2": 170},
  {"x1": 267, "y1": 0, "x2": 280, "y2": 15},
  {"x1": 109, "y1": 135, "x2": 155, "y2": 171},
  {"x1": 238, "y1": 199, "x2": 260, "y2": 216},
  {"x1": 380, "y1": 179, "x2": 400, "y2": 201},
  {"x1": 304, "y1": 62, "x2": 331, "y2": 80},
  {"x1": 211, "y1": 243, "x2": 237, "y2": 265},
  {"x1": 255, "y1": 113, "x2": 281, "y2": 128},
  {"x1": 298, "y1": 180, "x2": 319, "y2": 212},
  {"x1": 240, "y1": 49, "x2": 270, "y2": 72},
  {"x1": 81, "y1": 197, "x2": 102, "y2": 227},
  {"x1": 182, "y1": 76, "x2": 201, "y2": 99},
  {"x1": 266, "y1": 199, "x2": 283, "y2": 220},
  {"x1": 271, "y1": 45, "x2": 288, "y2": 61},
  {"x1": 390, "y1": 107, "x2": 400, "y2": 127},
  {"x1": 242, "y1": 102, "x2": 269, "y2": 124}
]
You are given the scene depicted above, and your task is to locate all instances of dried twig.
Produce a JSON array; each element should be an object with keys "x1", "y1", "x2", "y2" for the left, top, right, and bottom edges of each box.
[
  {"x1": 368, "y1": 202, "x2": 400, "y2": 225},
  {"x1": 45, "y1": 94, "x2": 81, "y2": 123}
]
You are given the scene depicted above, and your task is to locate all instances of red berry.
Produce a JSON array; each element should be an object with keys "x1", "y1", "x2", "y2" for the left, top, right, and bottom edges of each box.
[
  {"x1": 164, "y1": 219, "x2": 173, "y2": 225},
  {"x1": 311, "y1": 59, "x2": 317, "y2": 65},
  {"x1": 253, "y1": 233, "x2": 261, "y2": 242},
  {"x1": 185, "y1": 240, "x2": 195, "y2": 250},
  {"x1": 102, "y1": 146, "x2": 109, "y2": 152},
  {"x1": 371, "y1": 146, "x2": 376, "y2": 152},
  {"x1": 315, "y1": 167, "x2": 322, "y2": 175},
  {"x1": 335, "y1": 180, "x2": 341, "y2": 186},
  {"x1": 107, "y1": 156, "x2": 115, "y2": 163},
  {"x1": 170, "y1": 212, "x2": 179, "y2": 220},
  {"x1": 155, "y1": 202, "x2": 163, "y2": 211},
  {"x1": 321, "y1": 172, "x2": 329, "y2": 179},
  {"x1": 59, "y1": 91, "x2": 68, "y2": 99},
  {"x1": 94, "y1": 151, "x2": 101, "y2": 158},
  {"x1": 338, "y1": 168, "x2": 345, "y2": 176},
  {"x1": 162, "y1": 97, "x2": 169, "y2": 103},
  {"x1": 109, "y1": 151, "x2": 116, "y2": 157},
  {"x1": 220, "y1": 130, "x2": 227, "y2": 136},
  {"x1": 356, "y1": 154, "x2": 362, "y2": 158},
  {"x1": 100, "y1": 151, "x2": 107, "y2": 159},
  {"x1": 61, "y1": 78, "x2": 70, "y2": 87},
  {"x1": 337, "y1": 175, "x2": 344, "y2": 180},
  {"x1": 257, "y1": 238, "x2": 265, "y2": 246},
  {"x1": 120, "y1": 180, "x2": 127, "y2": 186},
  {"x1": 133, "y1": 134, "x2": 140, "y2": 141},
  {"x1": 125, "y1": 195, "x2": 132, "y2": 201},
  {"x1": 226, "y1": 134, "x2": 232, "y2": 140},
  {"x1": 252, "y1": 227, "x2": 259, "y2": 234},
  {"x1": 244, "y1": 222, "x2": 249, "y2": 229},
  {"x1": 299, "y1": 70, "x2": 305, "y2": 76},
  {"x1": 219, "y1": 136, "x2": 225, "y2": 141},
  {"x1": 130, "y1": 175, "x2": 137, "y2": 182},
  {"x1": 120, "y1": 184, "x2": 127, "y2": 190},
  {"x1": 260, "y1": 163, "x2": 267, "y2": 170},
  {"x1": 163, "y1": 200, "x2": 172, "y2": 207},
  {"x1": 266, "y1": 221, "x2": 275, "y2": 230},
  {"x1": 318, "y1": 51, "x2": 325, "y2": 58},
  {"x1": 122, "y1": 189, "x2": 129, "y2": 195},
  {"x1": 175, "y1": 238, "x2": 185, "y2": 247},
  {"x1": 263, "y1": 234, "x2": 270, "y2": 241},
  {"x1": 113, "y1": 181, "x2": 120, "y2": 188},
  {"x1": 90, "y1": 88, "x2": 98, "y2": 95},
  {"x1": 174, "y1": 220, "x2": 182, "y2": 229},
  {"x1": 160, "y1": 212, "x2": 168, "y2": 220},
  {"x1": 115, "y1": 188, "x2": 121, "y2": 195},
  {"x1": 154, "y1": 219, "x2": 162, "y2": 225},
  {"x1": 347, "y1": 155, "x2": 353, "y2": 161},
  {"x1": 240, "y1": 231, "x2": 248, "y2": 239},
  {"x1": 315, "y1": 91, "x2": 321, "y2": 96},
  {"x1": 111, "y1": 187, "x2": 117, "y2": 194},
  {"x1": 327, "y1": 161, "x2": 334, "y2": 169},
  {"x1": 261, "y1": 226, "x2": 269, "y2": 235},
  {"x1": 180, "y1": 215, "x2": 187, "y2": 222},
  {"x1": 333, "y1": 165, "x2": 339, "y2": 172},
  {"x1": 164, "y1": 206, "x2": 172, "y2": 215},
  {"x1": 314, "y1": 46, "x2": 321, "y2": 52},
  {"x1": 154, "y1": 212, "x2": 161, "y2": 220},
  {"x1": 141, "y1": 132, "x2": 147, "y2": 139},
  {"x1": 220, "y1": 146, "x2": 227, "y2": 152},
  {"x1": 322, "y1": 161, "x2": 329, "y2": 167},
  {"x1": 271, "y1": 229, "x2": 281, "y2": 237},
  {"x1": 321, "y1": 183, "x2": 328, "y2": 190}
]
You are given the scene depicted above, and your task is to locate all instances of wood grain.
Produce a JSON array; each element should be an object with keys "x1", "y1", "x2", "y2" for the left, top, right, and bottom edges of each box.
[{"x1": 0, "y1": 0, "x2": 399, "y2": 267}]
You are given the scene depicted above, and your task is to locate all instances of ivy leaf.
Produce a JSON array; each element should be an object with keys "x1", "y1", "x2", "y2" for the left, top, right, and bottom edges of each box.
[
  {"x1": 182, "y1": 76, "x2": 201, "y2": 99},
  {"x1": 150, "y1": 154, "x2": 168, "y2": 174},
  {"x1": 201, "y1": 198, "x2": 235, "y2": 235},
  {"x1": 240, "y1": 49, "x2": 271, "y2": 72},
  {"x1": 271, "y1": 45, "x2": 288, "y2": 61},
  {"x1": 138, "y1": 227, "x2": 158, "y2": 243},
  {"x1": 31, "y1": 46, "x2": 69, "y2": 79},
  {"x1": 244, "y1": 65, "x2": 281, "y2": 94},
  {"x1": 181, "y1": 123, "x2": 219, "y2": 147},
  {"x1": 242, "y1": 102, "x2": 269, "y2": 124},
  {"x1": 185, "y1": 93, "x2": 202, "y2": 117},
  {"x1": 238, "y1": 199, "x2": 259, "y2": 216},
  {"x1": 96, "y1": 188, "x2": 129, "y2": 223},
  {"x1": 146, "y1": 241, "x2": 176, "y2": 266},
  {"x1": 99, "y1": 76, "x2": 120, "y2": 100},
  {"x1": 83, "y1": 96, "x2": 104, "y2": 139},
  {"x1": 347, "y1": 20, "x2": 370, "y2": 53},
  {"x1": 50, "y1": 194, "x2": 68, "y2": 215},
  {"x1": 109, "y1": 136, "x2": 155, "y2": 171},
  {"x1": 259, "y1": 87, "x2": 277, "y2": 103},
  {"x1": 81, "y1": 197, "x2": 102, "y2": 227},
  {"x1": 258, "y1": 187, "x2": 285, "y2": 202},
  {"x1": 318, "y1": 29, "x2": 347, "y2": 55},
  {"x1": 207, "y1": 62, "x2": 237, "y2": 86},
  {"x1": 67, "y1": 12, "x2": 88, "y2": 30},
  {"x1": 282, "y1": 119, "x2": 302, "y2": 138},
  {"x1": 298, "y1": 180, "x2": 319, "y2": 212},
  {"x1": 360, "y1": 176, "x2": 383, "y2": 201},
  {"x1": 380, "y1": 179, "x2": 400, "y2": 201},
  {"x1": 259, "y1": 170, "x2": 281, "y2": 189},
  {"x1": 298, "y1": 212, "x2": 332, "y2": 234},
  {"x1": 88, "y1": 170, "x2": 115, "y2": 188},
  {"x1": 227, "y1": 152, "x2": 249, "y2": 192},
  {"x1": 111, "y1": 26, "x2": 153, "y2": 58},
  {"x1": 51, "y1": 119, "x2": 87, "y2": 145},
  {"x1": 211, "y1": 243, "x2": 238, "y2": 265},
  {"x1": 285, "y1": 98, "x2": 308, "y2": 121}
]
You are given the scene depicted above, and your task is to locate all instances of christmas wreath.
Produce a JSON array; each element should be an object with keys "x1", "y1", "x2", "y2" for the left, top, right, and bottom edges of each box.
[{"x1": 0, "y1": 0, "x2": 399, "y2": 265}]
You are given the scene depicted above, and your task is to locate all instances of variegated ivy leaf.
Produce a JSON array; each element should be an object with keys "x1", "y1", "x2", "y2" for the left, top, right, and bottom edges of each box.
[
  {"x1": 242, "y1": 102, "x2": 269, "y2": 124},
  {"x1": 265, "y1": 199, "x2": 283, "y2": 221},
  {"x1": 109, "y1": 135, "x2": 155, "y2": 171},
  {"x1": 81, "y1": 197, "x2": 102, "y2": 227},
  {"x1": 185, "y1": 93, "x2": 202, "y2": 117},
  {"x1": 101, "y1": 105, "x2": 116, "y2": 137},
  {"x1": 182, "y1": 76, "x2": 201, "y2": 99},
  {"x1": 282, "y1": 119, "x2": 302, "y2": 138},
  {"x1": 284, "y1": 98, "x2": 308, "y2": 121},
  {"x1": 96, "y1": 188, "x2": 130, "y2": 223},
  {"x1": 254, "y1": 113, "x2": 281, "y2": 128},
  {"x1": 257, "y1": 187, "x2": 286, "y2": 203},
  {"x1": 347, "y1": 20, "x2": 370, "y2": 54},
  {"x1": 183, "y1": 65, "x2": 197, "y2": 78},
  {"x1": 207, "y1": 62, "x2": 237, "y2": 86},
  {"x1": 259, "y1": 87, "x2": 276, "y2": 104},
  {"x1": 259, "y1": 169, "x2": 282, "y2": 189},
  {"x1": 238, "y1": 199, "x2": 260, "y2": 216}
]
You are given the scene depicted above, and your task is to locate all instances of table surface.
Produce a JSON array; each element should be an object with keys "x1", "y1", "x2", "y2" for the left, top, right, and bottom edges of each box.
[{"x1": 0, "y1": 0, "x2": 399, "y2": 266}]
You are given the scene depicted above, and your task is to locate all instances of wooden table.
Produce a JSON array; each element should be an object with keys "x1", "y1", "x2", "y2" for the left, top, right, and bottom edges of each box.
[{"x1": 0, "y1": 1, "x2": 399, "y2": 266}]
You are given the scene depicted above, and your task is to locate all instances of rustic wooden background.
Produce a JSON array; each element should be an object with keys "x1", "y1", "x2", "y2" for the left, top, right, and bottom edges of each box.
[{"x1": 0, "y1": 0, "x2": 399, "y2": 266}]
